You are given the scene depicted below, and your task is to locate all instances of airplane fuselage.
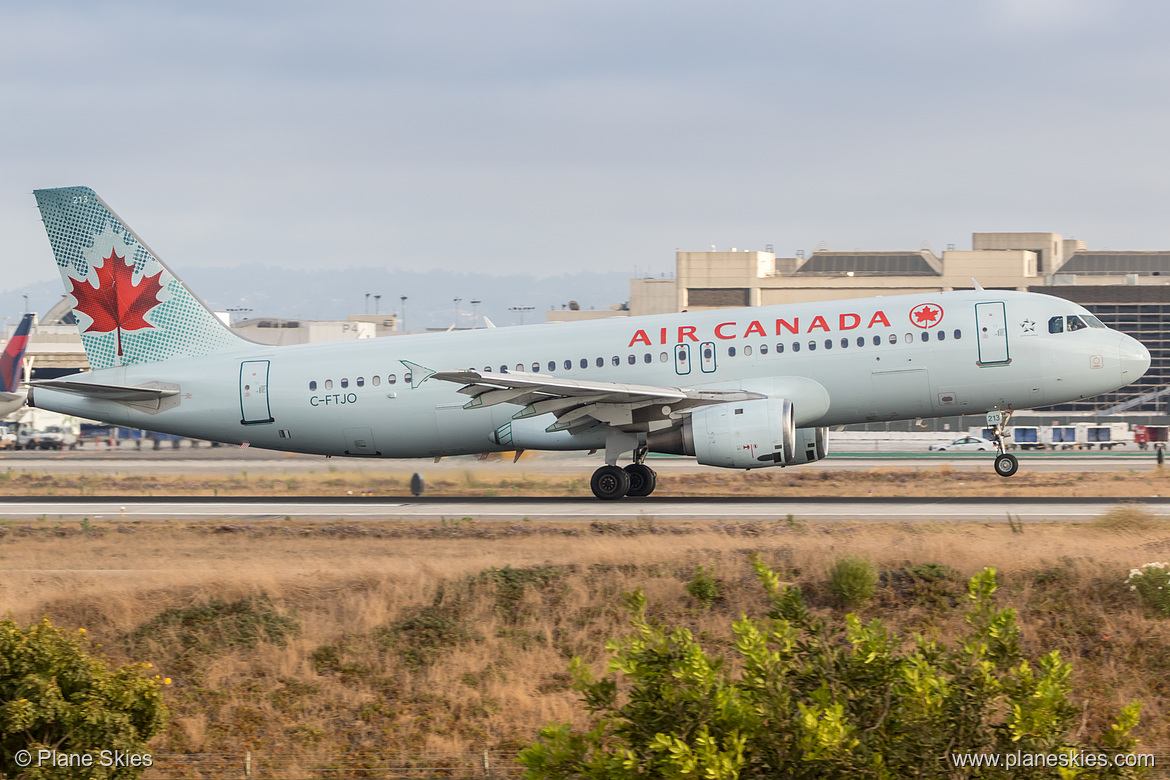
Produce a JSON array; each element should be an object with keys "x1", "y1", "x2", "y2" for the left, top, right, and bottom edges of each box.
[{"x1": 30, "y1": 289, "x2": 1149, "y2": 460}]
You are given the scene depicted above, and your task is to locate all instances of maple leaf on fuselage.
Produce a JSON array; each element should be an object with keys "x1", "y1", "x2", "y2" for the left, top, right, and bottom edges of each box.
[
  {"x1": 914, "y1": 306, "x2": 940, "y2": 325},
  {"x1": 69, "y1": 248, "x2": 164, "y2": 356}
]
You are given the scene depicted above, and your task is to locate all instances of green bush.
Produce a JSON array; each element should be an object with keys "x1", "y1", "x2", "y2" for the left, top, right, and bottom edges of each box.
[
  {"x1": 827, "y1": 555, "x2": 878, "y2": 609},
  {"x1": 685, "y1": 565, "x2": 720, "y2": 608},
  {"x1": 0, "y1": 618, "x2": 168, "y2": 779},
  {"x1": 1127, "y1": 562, "x2": 1170, "y2": 617},
  {"x1": 520, "y1": 561, "x2": 1144, "y2": 780}
]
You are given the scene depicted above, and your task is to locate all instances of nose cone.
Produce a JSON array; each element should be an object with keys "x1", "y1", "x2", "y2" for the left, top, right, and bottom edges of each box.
[{"x1": 1119, "y1": 333, "x2": 1151, "y2": 384}]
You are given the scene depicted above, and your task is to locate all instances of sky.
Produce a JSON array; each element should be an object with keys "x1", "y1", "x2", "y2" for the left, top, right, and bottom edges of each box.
[{"x1": 4, "y1": 0, "x2": 1170, "y2": 319}]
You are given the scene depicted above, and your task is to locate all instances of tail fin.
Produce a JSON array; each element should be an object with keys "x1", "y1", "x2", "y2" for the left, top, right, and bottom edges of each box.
[
  {"x1": 33, "y1": 186, "x2": 248, "y2": 370},
  {"x1": 0, "y1": 313, "x2": 33, "y2": 392}
]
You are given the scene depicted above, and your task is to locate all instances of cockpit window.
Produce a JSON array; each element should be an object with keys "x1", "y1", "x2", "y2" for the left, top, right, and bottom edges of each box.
[
  {"x1": 1067, "y1": 315, "x2": 1088, "y2": 332},
  {"x1": 1082, "y1": 314, "x2": 1106, "y2": 328},
  {"x1": 1048, "y1": 316, "x2": 1064, "y2": 334}
]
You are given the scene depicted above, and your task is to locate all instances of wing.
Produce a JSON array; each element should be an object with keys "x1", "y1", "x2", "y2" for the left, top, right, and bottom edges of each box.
[{"x1": 430, "y1": 370, "x2": 764, "y2": 433}]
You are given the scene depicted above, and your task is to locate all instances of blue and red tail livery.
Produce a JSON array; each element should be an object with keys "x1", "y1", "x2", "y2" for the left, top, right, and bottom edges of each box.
[{"x1": 0, "y1": 313, "x2": 33, "y2": 393}]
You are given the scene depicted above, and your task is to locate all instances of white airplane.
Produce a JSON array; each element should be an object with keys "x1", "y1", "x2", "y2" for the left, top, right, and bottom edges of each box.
[
  {"x1": 0, "y1": 312, "x2": 35, "y2": 418},
  {"x1": 29, "y1": 187, "x2": 1151, "y2": 499}
]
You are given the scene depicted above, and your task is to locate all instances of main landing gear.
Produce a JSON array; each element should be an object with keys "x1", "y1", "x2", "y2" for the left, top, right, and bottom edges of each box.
[
  {"x1": 988, "y1": 409, "x2": 1019, "y2": 478},
  {"x1": 590, "y1": 448, "x2": 658, "y2": 500}
]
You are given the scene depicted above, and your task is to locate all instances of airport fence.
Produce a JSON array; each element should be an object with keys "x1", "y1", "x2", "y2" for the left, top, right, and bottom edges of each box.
[{"x1": 141, "y1": 750, "x2": 525, "y2": 779}]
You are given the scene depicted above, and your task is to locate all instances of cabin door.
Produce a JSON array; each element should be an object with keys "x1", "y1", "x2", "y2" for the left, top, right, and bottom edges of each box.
[
  {"x1": 239, "y1": 360, "x2": 274, "y2": 425},
  {"x1": 975, "y1": 302, "x2": 1010, "y2": 365}
]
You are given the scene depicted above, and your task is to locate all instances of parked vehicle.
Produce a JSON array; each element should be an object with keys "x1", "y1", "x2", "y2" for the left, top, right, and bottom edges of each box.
[
  {"x1": 929, "y1": 436, "x2": 997, "y2": 452},
  {"x1": 17, "y1": 425, "x2": 78, "y2": 450},
  {"x1": 0, "y1": 425, "x2": 15, "y2": 449}
]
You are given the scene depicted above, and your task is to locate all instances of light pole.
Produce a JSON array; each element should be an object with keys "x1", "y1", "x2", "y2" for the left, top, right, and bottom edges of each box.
[
  {"x1": 400, "y1": 296, "x2": 407, "y2": 332},
  {"x1": 509, "y1": 305, "x2": 535, "y2": 325},
  {"x1": 365, "y1": 293, "x2": 370, "y2": 315},
  {"x1": 22, "y1": 294, "x2": 28, "y2": 313},
  {"x1": 470, "y1": 299, "x2": 481, "y2": 328},
  {"x1": 453, "y1": 298, "x2": 462, "y2": 329},
  {"x1": 374, "y1": 294, "x2": 381, "y2": 315}
]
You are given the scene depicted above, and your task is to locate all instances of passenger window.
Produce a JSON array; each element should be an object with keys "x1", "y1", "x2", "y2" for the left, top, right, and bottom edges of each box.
[
  {"x1": 841, "y1": 338, "x2": 849, "y2": 348},
  {"x1": 533, "y1": 363, "x2": 540, "y2": 372},
  {"x1": 549, "y1": 361, "x2": 556, "y2": 372},
  {"x1": 388, "y1": 374, "x2": 396, "y2": 385},
  {"x1": 1067, "y1": 315, "x2": 1087, "y2": 332},
  {"x1": 628, "y1": 355, "x2": 636, "y2": 365},
  {"x1": 580, "y1": 358, "x2": 588, "y2": 369},
  {"x1": 612, "y1": 356, "x2": 620, "y2": 366},
  {"x1": 760, "y1": 344, "x2": 768, "y2": 355},
  {"x1": 644, "y1": 353, "x2": 652, "y2": 363},
  {"x1": 677, "y1": 347, "x2": 688, "y2": 362},
  {"x1": 356, "y1": 377, "x2": 365, "y2": 387},
  {"x1": 404, "y1": 372, "x2": 412, "y2": 384},
  {"x1": 483, "y1": 366, "x2": 492, "y2": 373},
  {"x1": 500, "y1": 365, "x2": 509, "y2": 373},
  {"x1": 857, "y1": 336, "x2": 865, "y2": 347},
  {"x1": 325, "y1": 379, "x2": 333, "y2": 390},
  {"x1": 953, "y1": 329, "x2": 962, "y2": 339},
  {"x1": 341, "y1": 378, "x2": 349, "y2": 388},
  {"x1": 659, "y1": 352, "x2": 669, "y2": 362},
  {"x1": 921, "y1": 332, "x2": 930, "y2": 342},
  {"x1": 776, "y1": 343, "x2": 784, "y2": 354},
  {"x1": 872, "y1": 335, "x2": 881, "y2": 346},
  {"x1": 729, "y1": 346, "x2": 737, "y2": 357},
  {"x1": 515, "y1": 364, "x2": 523, "y2": 372},
  {"x1": 596, "y1": 357, "x2": 604, "y2": 368},
  {"x1": 703, "y1": 347, "x2": 713, "y2": 360},
  {"x1": 744, "y1": 345, "x2": 753, "y2": 356},
  {"x1": 564, "y1": 360, "x2": 572, "y2": 370},
  {"x1": 1049, "y1": 316, "x2": 1064, "y2": 334},
  {"x1": 824, "y1": 339, "x2": 832, "y2": 349},
  {"x1": 889, "y1": 335, "x2": 897, "y2": 345},
  {"x1": 309, "y1": 380, "x2": 317, "y2": 391},
  {"x1": 792, "y1": 342, "x2": 801, "y2": 352},
  {"x1": 905, "y1": 333, "x2": 913, "y2": 343},
  {"x1": 937, "y1": 330, "x2": 946, "y2": 341},
  {"x1": 808, "y1": 341, "x2": 817, "y2": 351},
  {"x1": 372, "y1": 376, "x2": 381, "y2": 387}
]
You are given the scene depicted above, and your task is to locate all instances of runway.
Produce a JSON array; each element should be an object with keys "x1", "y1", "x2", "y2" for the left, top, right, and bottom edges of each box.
[
  {"x1": 3, "y1": 496, "x2": 1165, "y2": 523},
  {"x1": 0, "y1": 447, "x2": 1161, "y2": 475}
]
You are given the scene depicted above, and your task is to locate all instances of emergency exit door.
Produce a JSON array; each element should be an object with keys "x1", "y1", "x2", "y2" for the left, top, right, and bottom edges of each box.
[
  {"x1": 975, "y1": 302, "x2": 1010, "y2": 365},
  {"x1": 240, "y1": 360, "x2": 274, "y2": 425}
]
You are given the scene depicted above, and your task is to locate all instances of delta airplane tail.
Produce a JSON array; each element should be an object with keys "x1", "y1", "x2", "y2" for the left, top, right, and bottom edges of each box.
[
  {"x1": 33, "y1": 187, "x2": 248, "y2": 370},
  {"x1": 0, "y1": 312, "x2": 33, "y2": 393}
]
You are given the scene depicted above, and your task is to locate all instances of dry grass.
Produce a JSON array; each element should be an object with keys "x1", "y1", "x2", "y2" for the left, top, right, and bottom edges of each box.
[
  {"x1": 5, "y1": 511, "x2": 1170, "y2": 761},
  {"x1": 0, "y1": 463, "x2": 1167, "y2": 497}
]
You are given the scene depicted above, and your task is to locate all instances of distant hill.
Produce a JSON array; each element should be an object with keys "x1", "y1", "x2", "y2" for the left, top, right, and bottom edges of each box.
[{"x1": 0, "y1": 266, "x2": 638, "y2": 330}]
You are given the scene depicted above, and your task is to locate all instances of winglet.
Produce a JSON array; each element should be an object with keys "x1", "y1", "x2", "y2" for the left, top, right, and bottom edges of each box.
[{"x1": 400, "y1": 360, "x2": 436, "y2": 388}]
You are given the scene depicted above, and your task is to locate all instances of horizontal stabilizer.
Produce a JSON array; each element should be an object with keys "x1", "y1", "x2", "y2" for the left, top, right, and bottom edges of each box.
[{"x1": 31, "y1": 380, "x2": 180, "y2": 411}]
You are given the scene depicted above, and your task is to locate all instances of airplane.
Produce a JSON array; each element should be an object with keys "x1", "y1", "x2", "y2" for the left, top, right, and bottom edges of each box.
[
  {"x1": 28, "y1": 186, "x2": 1151, "y2": 499},
  {"x1": 0, "y1": 312, "x2": 35, "y2": 418}
]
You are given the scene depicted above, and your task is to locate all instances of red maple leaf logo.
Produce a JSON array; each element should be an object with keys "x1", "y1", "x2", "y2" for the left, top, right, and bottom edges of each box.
[
  {"x1": 910, "y1": 303, "x2": 943, "y2": 328},
  {"x1": 69, "y1": 249, "x2": 164, "y2": 356}
]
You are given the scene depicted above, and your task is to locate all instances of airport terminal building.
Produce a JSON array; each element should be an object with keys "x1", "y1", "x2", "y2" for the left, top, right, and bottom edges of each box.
[{"x1": 618, "y1": 232, "x2": 1170, "y2": 414}]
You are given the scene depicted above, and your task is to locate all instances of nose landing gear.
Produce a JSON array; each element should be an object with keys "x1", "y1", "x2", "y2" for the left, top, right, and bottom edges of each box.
[{"x1": 988, "y1": 409, "x2": 1019, "y2": 478}]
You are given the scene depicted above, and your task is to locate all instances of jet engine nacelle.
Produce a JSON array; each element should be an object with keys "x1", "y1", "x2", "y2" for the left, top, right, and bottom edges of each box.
[
  {"x1": 687, "y1": 398, "x2": 795, "y2": 469},
  {"x1": 790, "y1": 426, "x2": 829, "y2": 464}
]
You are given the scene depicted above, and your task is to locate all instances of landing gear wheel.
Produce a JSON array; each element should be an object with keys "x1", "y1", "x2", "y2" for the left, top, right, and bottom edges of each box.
[
  {"x1": 624, "y1": 464, "x2": 657, "y2": 497},
  {"x1": 994, "y1": 453, "x2": 1019, "y2": 478},
  {"x1": 591, "y1": 465, "x2": 631, "y2": 500}
]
